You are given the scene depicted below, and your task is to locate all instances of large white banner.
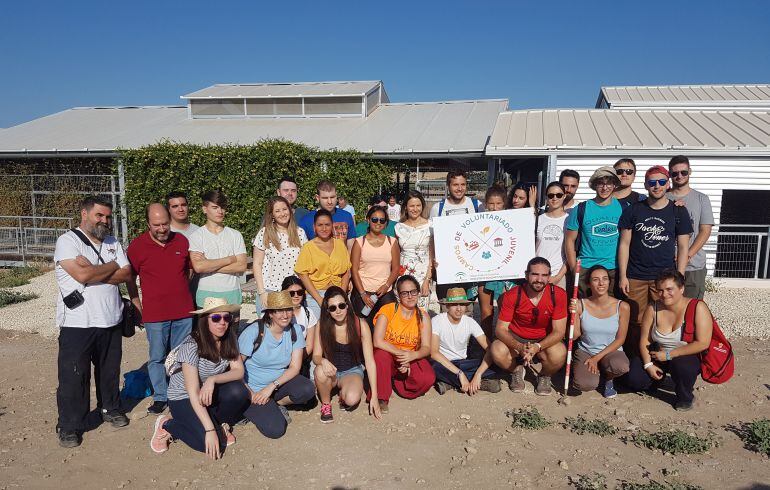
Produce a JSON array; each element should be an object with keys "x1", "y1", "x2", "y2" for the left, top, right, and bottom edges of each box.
[{"x1": 433, "y1": 209, "x2": 536, "y2": 284}]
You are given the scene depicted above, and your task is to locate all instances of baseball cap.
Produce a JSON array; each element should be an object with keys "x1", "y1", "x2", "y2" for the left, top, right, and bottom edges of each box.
[{"x1": 644, "y1": 165, "x2": 670, "y2": 180}]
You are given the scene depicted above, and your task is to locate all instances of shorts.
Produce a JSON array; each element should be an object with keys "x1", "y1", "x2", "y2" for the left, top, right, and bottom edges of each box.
[
  {"x1": 336, "y1": 364, "x2": 364, "y2": 379},
  {"x1": 509, "y1": 331, "x2": 546, "y2": 345},
  {"x1": 196, "y1": 289, "x2": 242, "y2": 308}
]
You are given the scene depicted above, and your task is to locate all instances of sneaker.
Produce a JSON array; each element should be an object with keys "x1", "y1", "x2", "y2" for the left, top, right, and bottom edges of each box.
[
  {"x1": 435, "y1": 381, "x2": 452, "y2": 395},
  {"x1": 57, "y1": 429, "x2": 82, "y2": 448},
  {"x1": 535, "y1": 375, "x2": 552, "y2": 396},
  {"x1": 479, "y1": 379, "x2": 501, "y2": 393},
  {"x1": 147, "y1": 401, "x2": 168, "y2": 414},
  {"x1": 279, "y1": 405, "x2": 292, "y2": 425},
  {"x1": 150, "y1": 415, "x2": 171, "y2": 454},
  {"x1": 378, "y1": 400, "x2": 389, "y2": 414},
  {"x1": 675, "y1": 399, "x2": 694, "y2": 411},
  {"x1": 509, "y1": 365, "x2": 525, "y2": 393},
  {"x1": 221, "y1": 423, "x2": 236, "y2": 446},
  {"x1": 602, "y1": 380, "x2": 618, "y2": 399},
  {"x1": 101, "y1": 409, "x2": 129, "y2": 428},
  {"x1": 320, "y1": 403, "x2": 334, "y2": 423}
]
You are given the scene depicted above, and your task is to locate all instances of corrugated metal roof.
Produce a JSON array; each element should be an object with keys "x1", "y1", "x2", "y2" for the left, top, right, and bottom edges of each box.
[
  {"x1": 487, "y1": 109, "x2": 770, "y2": 155},
  {"x1": 183, "y1": 81, "x2": 382, "y2": 99},
  {"x1": 599, "y1": 84, "x2": 770, "y2": 108},
  {"x1": 0, "y1": 99, "x2": 507, "y2": 156}
]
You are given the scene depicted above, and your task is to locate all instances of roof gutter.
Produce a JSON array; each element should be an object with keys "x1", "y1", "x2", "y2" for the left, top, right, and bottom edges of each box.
[{"x1": 0, "y1": 150, "x2": 120, "y2": 159}]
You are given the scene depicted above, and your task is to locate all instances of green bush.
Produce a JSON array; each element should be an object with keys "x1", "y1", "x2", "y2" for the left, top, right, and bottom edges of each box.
[
  {"x1": 568, "y1": 473, "x2": 608, "y2": 489},
  {"x1": 119, "y1": 140, "x2": 396, "y2": 241},
  {"x1": 0, "y1": 266, "x2": 46, "y2": 288},
  {"x1": 736, "y1": 418, "x2": 770, "y2": 456},
  {"x1": 0, "y1": 290, "x2": 38, "y2": 307},
  {"x1": 618, "y1": 479, "x2": 702, "y2": 490},
  {"x1": 506, "y1": 407, "x2": 551, "y2": 430},
  {"x1": 563, "y1": 415, "x2": 617, "y2": 436},
  {"x1": 630, "y1": 430, "x2": 718, "y2": 455}
]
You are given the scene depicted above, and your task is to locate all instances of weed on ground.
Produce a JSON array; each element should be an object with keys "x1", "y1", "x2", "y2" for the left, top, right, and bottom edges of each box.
[
  {"x1": 0, "y1": 266, "x2": 45, "y2": 288},
  {"x1": 730, "y1": 418, "x2": 770, "y2": 456},
  {"x1": 506, "y1": 406, "x2": 551, "y2": 430},
  {"x1": 563, "y1": 415, "x2": 618, "y2": 436},
  {"x1": 0, "y1": 290, "x2": 39, "y2": 308},
  {"x1": 629, "y1": 429, "x2": 718, "y2": 455}
]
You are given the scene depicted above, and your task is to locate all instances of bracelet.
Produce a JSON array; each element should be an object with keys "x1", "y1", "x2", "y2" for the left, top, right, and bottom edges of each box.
[
  {"x1": 643, "y1": 362, "x2": 654, "y2": 369},
  {"x1": 665, "y1": 351, "x2": 671, "y2": 361},
  {"x1": 205, "y1": 428, "x2": 216, "y2": 432}
]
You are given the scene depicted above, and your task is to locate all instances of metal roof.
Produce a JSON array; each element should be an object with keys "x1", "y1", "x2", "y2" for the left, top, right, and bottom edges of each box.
[
  {"x1": 183, "y1": 81, "x2": 382, "y2": 99},
  {"x1": 487, "y1": 108, "x2": 770, "y2": 156},
  {"x1": 599, "y1": 84, "x2": 770, "y2": 108},
  {"x1": 0, "y1": 99, "x2": 507, "y2": 157}
]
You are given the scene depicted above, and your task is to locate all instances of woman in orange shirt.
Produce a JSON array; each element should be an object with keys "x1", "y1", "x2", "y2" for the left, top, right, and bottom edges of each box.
[{"x1": 371, "y1": 275, "x2": 435, "y2": 413}]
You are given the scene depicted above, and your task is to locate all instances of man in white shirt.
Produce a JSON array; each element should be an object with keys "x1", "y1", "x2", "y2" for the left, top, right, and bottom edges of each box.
[
  {"x1": 54, "y1": 196, "x2": 136, "y2": 447},
  {"x1": 430, "y1": 288, "x2": 500, "y2": 395},
  {"x1": 166, "y1": 191, "x2": 199, "y2": 239},
  {"x1": 188, "y1": 190, "x2": 248, "y2": 307},
  {"x1": 386, "y1": 195, "x2": 401, "y2": 222}
]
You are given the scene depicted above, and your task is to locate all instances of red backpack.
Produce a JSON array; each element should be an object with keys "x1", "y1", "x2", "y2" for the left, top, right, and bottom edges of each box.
[{"x1": 681, "y1": 299, "x2": 734, "y2": 384}]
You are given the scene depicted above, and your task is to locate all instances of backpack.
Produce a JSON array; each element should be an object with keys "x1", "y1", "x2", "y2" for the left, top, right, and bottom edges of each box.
[
  {"x1": 512, "y1": 284, "x2": 557, "y2": 318},
  {"x1": 573, "y1": 201, "x2": 587, "y2": 256},
  {"x1": 438, "y1": 197, "x2": 479, "y2": 216},
  {"x1": 681, "y1": 299, "x2": 734, "y2": 384},
  {"x1": 250, "y1": 319, "x2": 298, "y2": 355}
]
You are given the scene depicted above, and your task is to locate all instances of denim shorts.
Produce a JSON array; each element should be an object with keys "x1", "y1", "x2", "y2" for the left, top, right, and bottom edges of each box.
[{"x1": 337, "y1": 364, "x2": 364, "y2": 379}]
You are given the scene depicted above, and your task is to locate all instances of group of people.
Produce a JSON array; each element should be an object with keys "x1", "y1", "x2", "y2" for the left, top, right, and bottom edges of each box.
[{"x1": 53, "y1": 155, "x2": 721, "y2": 459}]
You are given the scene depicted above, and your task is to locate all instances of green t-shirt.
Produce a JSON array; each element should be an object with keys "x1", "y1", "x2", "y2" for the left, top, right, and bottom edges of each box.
[{"x1": 355, "y1": 220, "x2": 396, "y2": 238}]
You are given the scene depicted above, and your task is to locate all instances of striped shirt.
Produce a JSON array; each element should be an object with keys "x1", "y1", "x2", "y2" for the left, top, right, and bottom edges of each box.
[{"x1": 167, "y1": 335, "x2": 231, "y2": 401}]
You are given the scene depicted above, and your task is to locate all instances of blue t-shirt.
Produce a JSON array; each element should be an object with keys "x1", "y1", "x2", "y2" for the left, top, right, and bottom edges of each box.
[
  {"x1": 618, "y1": 200, "x2": 693, "y2": 280},
  {"x1": 566, "y1": 198, "x2": 623, "y2": 269},
  {"x1": 299, "y1": 209, "x2": 357, "y2": 242},
  {"x1": 238, "y1": 322, "x2": 305, "y2": 391}
]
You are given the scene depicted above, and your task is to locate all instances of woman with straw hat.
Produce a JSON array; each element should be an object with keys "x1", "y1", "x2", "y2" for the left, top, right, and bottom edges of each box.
[
  {"x1": 238, "y1": 291, "x2": 315, "y2": 438},
  {"x1": 150, "y1": 297, "x2": 247, "y2": 459}
]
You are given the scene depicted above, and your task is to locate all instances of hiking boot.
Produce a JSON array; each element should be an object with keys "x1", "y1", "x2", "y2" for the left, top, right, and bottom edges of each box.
[
  {"x1": 58, "y1": 429, "x2": 82, "y2": 448},
  {"x1": 535, "y1": 375, "x2": 552, "y2": 396},
  {"x1": 101, "y1": 409, "x2": 129, "y2": 428},
  {"x1": 279, "y1": 405, "x2": 292, "y2": 424},
  {"x1": 479, "y1": 378, "x2": 501, "y2": 393},
  {"x1": 602, "y1": 380, "x2": 618, "y2": 399},
  {"x1": 435, "y1": 381, "x2": 452, "y2": 395},
  {"x1": 150, "y1": 415, "x2": 171, "y2": 454},
  {"x1": 378, "y1": 400, "x2": 389, "y2": 414},
  {"x1": 320, "y1": 403, "x2": 334, "y2": 423},
  {"x1": 222, "y1": 423, "x2": 236, "y2": 446},
  {"x1": 147, "y1": 400, "x2": 168, "y2": 414},
  {"x1": 675, "y1": 399, "x2": 694, "y2": 411},
  {"x1": 508, "y1": 366, "x2": 525, "y2": 393}
]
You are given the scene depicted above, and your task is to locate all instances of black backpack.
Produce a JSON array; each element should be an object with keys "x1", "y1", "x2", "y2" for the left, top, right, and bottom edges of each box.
[
  {"x1": 512, "y1": 284, "x2": 557, "y2": 317},
  {"x1": 248, "y1": 319, "x2": 298, "y2": 355}
]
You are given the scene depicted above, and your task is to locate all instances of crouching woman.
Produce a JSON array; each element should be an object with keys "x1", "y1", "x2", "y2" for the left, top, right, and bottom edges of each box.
[{"x1": 150, "y1": 298, "x2": 249, "y2": 459}]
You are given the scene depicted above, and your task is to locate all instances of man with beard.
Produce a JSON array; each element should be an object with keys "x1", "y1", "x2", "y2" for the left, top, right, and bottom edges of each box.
[
  {"x1": 666, "y1": 156, "x2": 714, "y2": 300},
  {"x1": 276, "y1": 176, "x2": 308, "y2": 223},
  {"x1": 127, "y1": 203, "x2": 194, "y2": 415},
  {"x1": 54, "y1": 196, "x2": 136, "y2": 447},
  {"x1": 166, "y1": 191, "x2": 199, "y2": 240},
  {"x1": 490, "y1": 257, "x2": 568, "y2": 396},
  {"x1": 613, "y1": 158, "x2": 646, "y2": 207},
  {"x1": 559, "y1": 169, "x2": 581, "y2": 211}
]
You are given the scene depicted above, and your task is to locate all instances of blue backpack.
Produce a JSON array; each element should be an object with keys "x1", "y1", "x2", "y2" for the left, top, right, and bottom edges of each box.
[{"x1": 438, "y1": 197, "x2": 479, "y2": 216}]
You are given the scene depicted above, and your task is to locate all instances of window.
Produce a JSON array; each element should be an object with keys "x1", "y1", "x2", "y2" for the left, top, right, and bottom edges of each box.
[
  {"x1": 190, "y1": 99, "x2": 245, "y2": 117},
  {"x1": 303, "y1": 97, "x2": 362, "y2": 115},
  {"x1": 247, "y1": 98, "x2": 302, "y2": 116}
]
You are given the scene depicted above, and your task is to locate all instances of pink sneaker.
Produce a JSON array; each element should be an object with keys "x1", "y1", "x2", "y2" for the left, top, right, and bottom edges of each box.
[
  {"x1": 222, "y1": 423, "x2": 236, "y2": 446},
  {"x1": 150, "y1": 414, "x2": 172, "y2": 454},
  {"x1": 320, "y1": 403, "x2": 334, "y2": 423}
]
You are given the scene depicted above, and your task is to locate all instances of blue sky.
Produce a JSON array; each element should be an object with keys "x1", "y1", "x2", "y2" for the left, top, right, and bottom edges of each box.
[{"x1": 1, "y1": 0, "x2": 769, "y2": 128}]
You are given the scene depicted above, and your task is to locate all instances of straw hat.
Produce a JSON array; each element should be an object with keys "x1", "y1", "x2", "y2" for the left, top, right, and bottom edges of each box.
[
  {"x1": 263, "y1": 290, "x2": 293, "y2": 311},
  {"x1": 191, "y1": 297, "x2": 242, "y2": 315},
  {"x1": 439, "y1": 287, "x2": 471, "y2": 305}
]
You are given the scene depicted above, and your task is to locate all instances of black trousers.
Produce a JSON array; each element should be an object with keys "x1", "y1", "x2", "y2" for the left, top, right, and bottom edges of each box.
[
  {"x1": 243, "y1": 375, "x2": 315, "y2": 439},
  {"x1": 625, "y1": 354, "x2": 701, "y2": 404},
  {"x1": 57, "y1": 325, "x2": 122, "y2": 432}
]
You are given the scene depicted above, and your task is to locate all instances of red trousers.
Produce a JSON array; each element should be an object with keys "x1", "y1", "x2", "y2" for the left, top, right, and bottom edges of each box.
[{"x1": 373, "y1": 348, "x2": 436, "y2": 401}]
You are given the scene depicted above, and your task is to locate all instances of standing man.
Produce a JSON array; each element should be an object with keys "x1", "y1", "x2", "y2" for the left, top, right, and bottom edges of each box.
[
  {"x1": 564, "y1": 167, "x2": 623, "y2": 297},
  {"x1": 127, "y1": 203, "x2": 195, "y2": 415},
  {"x1": 188, "y1": 190, "x2": 248, "y2": 307},
  {"x1": 54, "y1": 196, "x2": 135, "y2": 447},
  {"x1": 666, "y1": 155, "x2": 714, "y2": 299},
  {"x1": 559, "y1": 169, "x2": 581, "y2": 211},
  {"x1": 337, "y1": 195, "x2": 355, "y2": 218},
  {"x1": 613, "y1": 158, "x2": 646, "y2": 207},
  {"x1": 429, "y1": 170, "x2": 483, "y2": 217},
  {"x1": 490, "y1": 257, "x2": 568, "y2": 396},
  {"x1": 276, "y1": 176, "x2": 308, "y2": 223},
  {"x1": 298, "y1": 180, "x2": 357, "y2": 243},
  {"x1": 617, "y1": 165, "x2": 692, "y2": 354},
  {"x1": 166, "y1": 191, "x2": 199, "y2": 240}
]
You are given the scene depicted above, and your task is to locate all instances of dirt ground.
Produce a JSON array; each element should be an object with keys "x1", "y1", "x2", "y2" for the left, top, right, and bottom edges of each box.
[{"x1": 0, "y1": 330, "x2": 768, "y2": 490}]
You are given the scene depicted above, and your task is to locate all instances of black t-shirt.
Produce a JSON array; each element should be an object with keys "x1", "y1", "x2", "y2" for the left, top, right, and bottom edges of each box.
[
  {"x1": 616, "y1": 190, "x2": 645, "y2": 208},
  {"x1": 618, "y1": 200, "x2": 693, "y2": 280}
]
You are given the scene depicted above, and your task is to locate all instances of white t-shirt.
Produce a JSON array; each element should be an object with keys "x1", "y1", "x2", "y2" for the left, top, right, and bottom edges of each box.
[
  {"x1": 171, "y1": 223, "x2": 199, "y2": 240},
  {"x1": 293, "y1": 305, "x2": 318, "y2": 339},
  {"x1": 429, "y1": 197, "x2": 482, "y2": 218},
  {"x1": 54, "y1": 229, "x2": 129, "y2": 328},
  {"x1": 253, "y1": 227, "x2": 307, "y2": 291},
  {"x1": 188, "y1": 225, "x2": 247, "y2": 293},
  {"x1": 431, "y1": 312, "x2": 485, "y2": 361},
  {"x1": 387, "y1": 204, "x2": 401, "y2": 221},
  {"x1": 536, "y1": 213, "x2": 568, "y2": 273}
]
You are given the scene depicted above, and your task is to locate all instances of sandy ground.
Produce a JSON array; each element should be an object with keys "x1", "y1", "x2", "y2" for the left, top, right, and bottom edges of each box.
[{"x1": 0, "y1": 328, "x2": 768, "y2": 490}]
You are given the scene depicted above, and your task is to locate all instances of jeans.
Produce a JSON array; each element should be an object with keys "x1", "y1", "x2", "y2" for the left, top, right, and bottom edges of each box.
[
  {"x1": 243, "y1": 375, "x2": 316, "y2": 439},
  {"x1": 57, "y1": 325, "x2": 122, "y2": 432},
  {"x1": 306, "y1": 289, "x2": 326, "y2": 322},
  {"x1": 254, "y1": 289, "x2": 278, "y2": 317},
  {"x1": 430, "y1": 358, "x2": 496, "y2": 389},
  {"x1": 144, "y1": 318, "x2": 194, "y2": 402}
]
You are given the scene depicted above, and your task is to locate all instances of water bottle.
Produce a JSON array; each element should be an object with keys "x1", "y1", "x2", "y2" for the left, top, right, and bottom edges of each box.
[{"x1": 361, "y1": 294, "x2": 378, "y2": 316}]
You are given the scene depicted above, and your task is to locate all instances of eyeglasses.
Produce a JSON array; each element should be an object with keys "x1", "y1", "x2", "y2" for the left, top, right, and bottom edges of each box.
[
  {"x1": 546, "y1": 192, "x2": 564, "y2": 199},
  {"x1": 596, "y1": 182, "x2": 615, "y2": 189},
  {"x1": 615, "y1": 168, "x2": 635, "y2": 176},
  {"x1": 647, "y1": 179, "x2": 668, "y2": 188},
  {"x1": 671, "y1": 170, "x2": 689, "y2": 178},
  {"x1": 327, "y1": 302, "x2": 348, "y2": 313},
  {"x1": 210, "y1": 313, "x2": 232, "y2": 323},
  {"x1": 288, "y1": 289, "x2": 305, "y2": 297},
  {"x1": 399, "y1": 289, "x2": 420, "y2": 298},
  {"x1": 370, "y1": 217, "x2": 387, "y2": 224}
]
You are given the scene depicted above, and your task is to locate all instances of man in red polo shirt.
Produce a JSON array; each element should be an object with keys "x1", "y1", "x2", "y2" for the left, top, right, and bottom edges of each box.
[
  {"x1": 127, "y1": 203, "x2": 194, "y2": 415},
  {"x1": 490, "y1": 257, "x2": 568, "y2": 396}
]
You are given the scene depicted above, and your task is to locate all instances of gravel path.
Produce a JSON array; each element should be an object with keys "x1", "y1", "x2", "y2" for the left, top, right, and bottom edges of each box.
[{"x1": 1, "y1": 271, "x2": 769, "y2": 339}]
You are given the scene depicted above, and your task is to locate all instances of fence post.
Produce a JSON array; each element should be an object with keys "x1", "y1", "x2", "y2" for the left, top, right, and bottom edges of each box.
[
  {"x1": 754, "y1": 233, "x2": 762, "y2": 279},
  {"x1": 765, "y1": 227, "x2": 770, "y2": 279},
  {"x1": 19, "y1": 228, "x2": 26, "y2": 266}
]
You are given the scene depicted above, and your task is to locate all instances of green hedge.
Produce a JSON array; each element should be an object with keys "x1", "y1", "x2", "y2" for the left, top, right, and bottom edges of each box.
[{"x1": 119, "y1": 140, "x2": 396, "y2": 241}]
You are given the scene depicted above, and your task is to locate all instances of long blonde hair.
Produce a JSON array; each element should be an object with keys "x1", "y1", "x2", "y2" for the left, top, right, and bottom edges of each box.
[{"x1": 262, "y1": 196, "x2": 302, "y2": 250}]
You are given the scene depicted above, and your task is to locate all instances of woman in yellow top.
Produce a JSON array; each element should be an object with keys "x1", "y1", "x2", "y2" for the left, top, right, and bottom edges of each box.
[
  {"x1": 295, "y1": 209, "x2": 351, "y2": 321},
  {"x1": 371, "y1": 275, "x2": 435, "y2": 413}
]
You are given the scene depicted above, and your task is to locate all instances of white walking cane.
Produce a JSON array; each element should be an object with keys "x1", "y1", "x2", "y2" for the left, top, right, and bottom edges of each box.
[{"x1": 560, "y1": 260, "x2": 581, "y2": 403}]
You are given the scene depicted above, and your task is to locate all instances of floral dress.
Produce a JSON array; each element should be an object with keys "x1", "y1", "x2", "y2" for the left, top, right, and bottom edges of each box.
[{"x1": 394, "y1": 221, "x2": 432, "y2": 309}]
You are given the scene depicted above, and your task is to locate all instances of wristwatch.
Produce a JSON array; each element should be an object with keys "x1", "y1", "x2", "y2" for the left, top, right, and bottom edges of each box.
[{"x1": 272, "y1": 380, "x2": 281, "y2": 389}]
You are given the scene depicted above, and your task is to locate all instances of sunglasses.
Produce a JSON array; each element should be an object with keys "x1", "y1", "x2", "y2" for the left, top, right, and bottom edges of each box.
[
  {"x1": 210, "y1": 313, "x2": 232, "y2": 323},
  {"x1": 287, "y1": 289, "x2": 305, "y2": 297},
  {"x1": 530, "y1": 308, "x2": 539, "y2": 326},
  {"x1": 647, "y1": 178, "x2": 668, "y2": 188},
  {"x1": 327, "y1": 302, "x2": 348, "y2": 313},
  {"x1": 399, "y1": 289, "x2": 420, "y2": 298},
  {"x1": 546, "y1": 192, "x2": 564, "y2": 199},
  {"x1": 615, "y1": 168, "x2": 635, "y2": 176},
  {"x1": 370, "y1": 217, "x2": 387, "y2": 224},
  {"x1": 671, "y1": 170, "x2": 689, "y2": 178}
]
